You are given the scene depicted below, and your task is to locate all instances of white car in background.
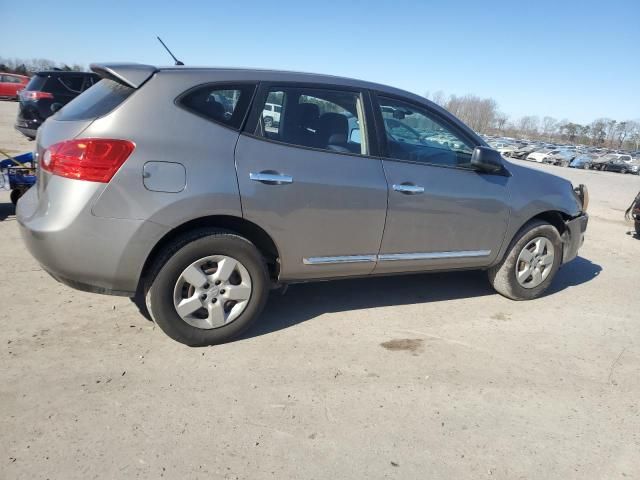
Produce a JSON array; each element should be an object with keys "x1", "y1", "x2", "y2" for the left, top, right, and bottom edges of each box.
[
  {"x1": 489, "y1": 141, "x2": 516, "y2": 156},
  {"x1": 262, "y1": 102, "x2": 282, "y2": 127},
  {"x1": 527, "y1": 149, "x2": 557, "y2": 163}
]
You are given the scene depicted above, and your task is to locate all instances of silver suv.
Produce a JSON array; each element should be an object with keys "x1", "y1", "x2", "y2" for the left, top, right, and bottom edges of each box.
[{"x1": 17, "y1": 63, "x2": 589, "y2": 346}]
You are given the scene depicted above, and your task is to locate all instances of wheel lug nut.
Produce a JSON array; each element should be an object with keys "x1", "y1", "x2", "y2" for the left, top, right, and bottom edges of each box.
[
  {"x1": 203, "y1": 283, "x2": 210, "y2": 289},
  {"x1": 211, "y1": 298, "x2": 217, "y2": 303},
  {"x1": 220, "y1": 289, "x2": 226, "y2": 294},
  {"x1": 200, "y1": 294, "x2": 207, "y2": 300},
  {"x1": 215, "y1": 280, "x2": 221, "y2": 285}
]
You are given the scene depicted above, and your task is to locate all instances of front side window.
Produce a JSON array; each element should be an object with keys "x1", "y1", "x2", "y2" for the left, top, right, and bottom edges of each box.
[
  {"x1": 377, "y1": 96, "x2": 474, "y2": 168},
  {"x1": 256, "y1": 87, "x2": 368, "y2": 155},
  {"x1": 180, "y1": 84, "x2": 255, "y2": 129}
]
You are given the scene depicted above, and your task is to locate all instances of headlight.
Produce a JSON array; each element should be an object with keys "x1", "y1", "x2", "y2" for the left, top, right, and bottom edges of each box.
[{"x1": 573, "y1": 184, "x2": 589, "y2": 213}]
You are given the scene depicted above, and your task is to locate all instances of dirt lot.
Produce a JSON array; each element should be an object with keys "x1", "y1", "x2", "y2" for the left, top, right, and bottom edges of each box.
[{"x1": 1, "y1": 100, "x2": 639, "y2": 479}]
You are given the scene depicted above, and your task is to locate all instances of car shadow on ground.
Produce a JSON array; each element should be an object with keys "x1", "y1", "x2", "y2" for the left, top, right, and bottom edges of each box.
[
  {"x1": 546, "y1": 256, "x2": 602, "y2": 294},
  {"x1": 0, "y1": 200, "x2": 15, "y2": 221},
  {"x1": 243, "y1": 256, "x2": 602, "y2": 340}
]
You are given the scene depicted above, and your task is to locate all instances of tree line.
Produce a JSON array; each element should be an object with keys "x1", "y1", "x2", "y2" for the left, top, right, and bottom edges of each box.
[
  {"x1": 0, "y1": 57, "x2": 85, "y2": 76},
  {"x1": 425, "y1": 90, "x2": 640, "y2": 151}
]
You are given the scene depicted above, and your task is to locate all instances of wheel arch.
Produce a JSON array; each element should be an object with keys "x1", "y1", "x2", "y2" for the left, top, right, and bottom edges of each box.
[
  {"x1": 495, "y1": 209, "x2": 571, "y2": 266},
  {"x1": 138, "y1": 215, "x2": 281, "y2": 291}
]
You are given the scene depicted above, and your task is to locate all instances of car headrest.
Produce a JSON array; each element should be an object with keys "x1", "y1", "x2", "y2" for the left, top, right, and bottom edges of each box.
[
  {"x1": 298, "y1": 103, "x2": 320, "y2": 127},
  {"x1": 319, "y1": 113, "x2": 348, "y2": 137}
]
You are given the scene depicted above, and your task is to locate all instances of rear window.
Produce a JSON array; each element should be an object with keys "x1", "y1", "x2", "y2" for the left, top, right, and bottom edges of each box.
[
  {"x1": 56, "y1": 79, "x2": 134, "y2": 121},
  {"x1": 25, "y1": 74, "x2": 48, "y2": 91}
]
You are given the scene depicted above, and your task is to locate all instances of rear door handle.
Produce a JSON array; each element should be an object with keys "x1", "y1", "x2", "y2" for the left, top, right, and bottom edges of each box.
[
  {"x1": 249, "y1": 171, "x2": 293, "y2": 185},
  {"x1": 393, "y1": 183, "x2": 425, "y2": 195}
]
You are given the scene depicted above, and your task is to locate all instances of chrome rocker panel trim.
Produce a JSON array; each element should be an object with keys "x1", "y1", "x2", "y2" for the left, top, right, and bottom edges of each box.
[{"x1": 303, "y1": 250, "x2": 491, "y2": 265}]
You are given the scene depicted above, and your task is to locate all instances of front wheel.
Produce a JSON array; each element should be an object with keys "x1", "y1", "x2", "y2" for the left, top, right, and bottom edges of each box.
[
  {"x1": 488, "y1": 220, "x2": 563, "y2": 300},
  {"x1": 145, "y1": 230, "x2": 269, "y2": 346}
]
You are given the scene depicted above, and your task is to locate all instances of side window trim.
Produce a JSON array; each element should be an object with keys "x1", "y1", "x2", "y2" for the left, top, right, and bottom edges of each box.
[
  {"x1": 242, "y1": 82, "x2": 381, "y2": 158},
  {"x1": 371, "y1": 91, "x2": 480, "y2": 167},
  {"x1": 175, "y1": 82, "x2": 258, "y2": 132}
]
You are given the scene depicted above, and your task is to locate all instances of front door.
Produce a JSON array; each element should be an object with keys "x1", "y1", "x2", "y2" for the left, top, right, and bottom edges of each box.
[
  {"x1": 372, "y1": 94, "x2": 511, "y2": 274},
  {"x1": 235, "y1": 84, "x2": 388, "y2": 280}
]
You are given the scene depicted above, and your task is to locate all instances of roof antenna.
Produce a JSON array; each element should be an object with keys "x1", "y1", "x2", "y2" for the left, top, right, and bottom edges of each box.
[{"x1": 156, "y1": 36, "x2": 184, "y2": 66}]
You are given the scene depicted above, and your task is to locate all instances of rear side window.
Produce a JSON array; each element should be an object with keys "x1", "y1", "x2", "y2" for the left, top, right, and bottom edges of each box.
[
  {"x1": 254, "y1": 86, "x2": 369, "y2": 155},
  {"x1": 55, "y1": 79, "x2": 134, "y2": 121},
  {"x1": 57, "y1": 76, "x2": 84, "y2": 93},
  {"x1": 179, "y1": 84, "x2": 256, "y2": 130}
]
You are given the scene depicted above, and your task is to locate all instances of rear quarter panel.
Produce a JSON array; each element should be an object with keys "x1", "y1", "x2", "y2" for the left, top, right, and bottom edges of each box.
[{"x1": 89, "y1": 71, "x2": 244, "y2": 225}]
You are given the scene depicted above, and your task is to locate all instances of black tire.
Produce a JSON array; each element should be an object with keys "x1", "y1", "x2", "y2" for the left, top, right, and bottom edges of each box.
[
  {"x1": 144, "y1": 229, "x2": 269, "y2": 346},
  {"x1": 129, "y1": 293, "x2": 152, "y2": 321},
  {"x1": 488, "y1": 220, "x2": 563, "y2": 300},
  {"x1": 635, "y1": 219, "x2": 640, "y2": 236},
  {"x1": 10, "y1": 189, "x2": 21, "y2": 205}
]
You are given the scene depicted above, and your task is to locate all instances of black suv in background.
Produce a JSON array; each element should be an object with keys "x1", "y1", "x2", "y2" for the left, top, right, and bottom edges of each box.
[{"x1": 14, "y1": 71, "x2": 99, "y2": 139}]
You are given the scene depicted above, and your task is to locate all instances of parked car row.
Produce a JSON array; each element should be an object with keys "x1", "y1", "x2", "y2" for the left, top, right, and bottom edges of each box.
[
  {"x1": 14, "y1": 70, "x2": 99, "y2": 139},
  {"x1": 482, "y1": 136, "x2": 640, "y2": 175},
  {"x1": 2, "y1": 70, "x2": 98, "y2": 139}
]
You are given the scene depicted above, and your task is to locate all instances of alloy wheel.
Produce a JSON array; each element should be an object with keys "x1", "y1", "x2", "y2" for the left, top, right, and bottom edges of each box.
[
  {"x1": 173, "y1": 255, "x2": 252, "y2": 329},
  {"x1": 515, "y1": 237, "x2": 555, "y2": 289}
]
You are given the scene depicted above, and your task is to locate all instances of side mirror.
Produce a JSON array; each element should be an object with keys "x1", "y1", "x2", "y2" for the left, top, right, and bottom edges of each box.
[
  {"x1": 471, "y1": 146, "x2": 504, "y2": 173},
  {"x1": 50, "y1": 103, "x2": 63, "y2": 114}
]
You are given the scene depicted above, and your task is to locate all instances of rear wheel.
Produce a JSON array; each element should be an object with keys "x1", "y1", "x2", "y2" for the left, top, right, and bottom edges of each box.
[
  {"x1": 488, "y1": 220, "x2": 562, "y2": 300},
  {"x1": 145, "y1": 230, "x2": 269, "y2": 346},
  {"x1": 264, "y1": 116, "x2": 273, "y2": 127}
]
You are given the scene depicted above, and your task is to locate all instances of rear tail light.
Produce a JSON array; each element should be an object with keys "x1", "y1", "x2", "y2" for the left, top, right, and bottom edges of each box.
[
  {"x1": 41, "y1": 139, "x2": 135, "y2": 183},
  {"x1": 20, "y1": 90, "x2": 54, "y2": 101}
]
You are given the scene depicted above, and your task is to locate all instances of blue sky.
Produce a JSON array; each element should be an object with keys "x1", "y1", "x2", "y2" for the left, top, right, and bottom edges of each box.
[{"x1": 2, "y1": 0, "x2": 638, "y2": 124}]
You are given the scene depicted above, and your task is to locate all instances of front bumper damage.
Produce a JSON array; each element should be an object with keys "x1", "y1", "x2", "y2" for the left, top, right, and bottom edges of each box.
[{"x1": 562, "y1": 213, "x2": 588, "y2": 264}]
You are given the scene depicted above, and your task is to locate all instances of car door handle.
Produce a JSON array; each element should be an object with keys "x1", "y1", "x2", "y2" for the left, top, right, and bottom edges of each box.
[
  {"x1": 393, "y1": 183, "x2": 425, "y2": 194},
  {"x1": 249, "y1": 171, "x2": 293, "y2": 185}
]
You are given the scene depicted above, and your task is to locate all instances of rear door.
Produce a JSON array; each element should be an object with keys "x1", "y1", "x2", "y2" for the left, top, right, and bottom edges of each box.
[
  {"x1": 372, "y1": 93, "x2": 511, "y2": 274},
  {"x1": 235, "y1": 83, "x2": 388, "y2": 280}
]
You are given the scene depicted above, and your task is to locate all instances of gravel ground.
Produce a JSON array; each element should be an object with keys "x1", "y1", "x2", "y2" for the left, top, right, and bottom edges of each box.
[{"x1": 1, "y1": 100, "x2": 639, "y2": 479}]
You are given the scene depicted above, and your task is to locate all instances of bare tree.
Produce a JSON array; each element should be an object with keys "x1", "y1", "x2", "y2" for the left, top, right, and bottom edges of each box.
[
  {"x1": 494, "y1": 112, "x2": 509, "y2": 132},
  {"x1": 517, "y1": 116, "x2": 540, "y2": 136},
  {"x1": 589, "y1": 119, "x2": 608, "y2": 146},
  {"x1": 542, "y1": 116, "x2": 557, "y2": 141},
  {"x1": 0, "y1": 56, "x2": 85, "y2": 74}
]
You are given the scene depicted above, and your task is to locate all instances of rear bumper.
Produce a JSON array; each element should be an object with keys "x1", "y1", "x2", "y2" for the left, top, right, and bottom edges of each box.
[
  {"x1": 15, "y1": 103, "x2": 45, "y2": 139},
  {"x1": 14, "y1": 125, "x2": 37, "y2": 139},
  {"x1": 562, "y1": 213, "x2": 588, "y2": 264},
  {"x1": 17, "y1": 178, "x2": 169, "y2": 296}
]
